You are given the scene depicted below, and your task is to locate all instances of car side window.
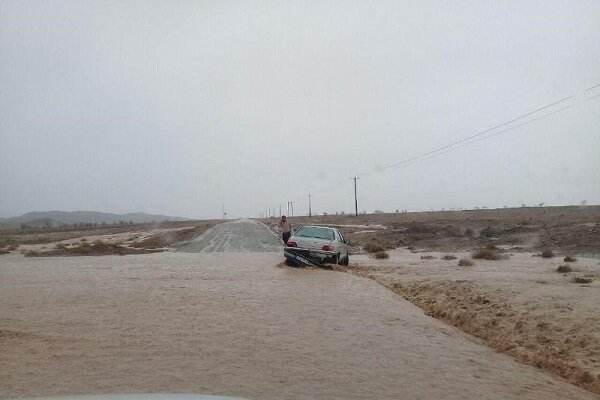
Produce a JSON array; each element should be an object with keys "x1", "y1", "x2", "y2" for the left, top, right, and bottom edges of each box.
[{"x1": 338, "y1": 230, "x2": 346, "y2": 243}]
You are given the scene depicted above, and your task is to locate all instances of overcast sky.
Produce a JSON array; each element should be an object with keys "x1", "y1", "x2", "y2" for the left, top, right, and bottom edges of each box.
[{"x1": 1, "y1": 1, "x2": 599, "y2": 219}]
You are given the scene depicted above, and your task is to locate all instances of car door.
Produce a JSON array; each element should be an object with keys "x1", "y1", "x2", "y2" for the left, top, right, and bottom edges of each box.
[{"x1": 336, "y1": 229, "x2": 348, "y2": 254}]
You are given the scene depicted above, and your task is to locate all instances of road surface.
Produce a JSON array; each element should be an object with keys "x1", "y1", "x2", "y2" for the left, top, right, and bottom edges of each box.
[
  {"x1": 179, "y1": 219, "x2": 282, "y2": 253},
  {"x1": 1, "y1": 219, "x2": 596, "y2": 399}
]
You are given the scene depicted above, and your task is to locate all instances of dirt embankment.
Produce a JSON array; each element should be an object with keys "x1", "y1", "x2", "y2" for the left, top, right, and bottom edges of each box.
[
  {"x1": 23, "y1": 240, "x2": 159, "y2": 257},
  {"x1": 334, "y1": 253, "x2": 600, "y2": 396},
  {"x1": 9, "y1": 222, "x2": 218, "y2": 257},
  {"x1": 275, "y1": 205, "x2": 600, "y2": 254},
  {"x1": 0, "y1": 220, "x2": 220, "y2": 248}
]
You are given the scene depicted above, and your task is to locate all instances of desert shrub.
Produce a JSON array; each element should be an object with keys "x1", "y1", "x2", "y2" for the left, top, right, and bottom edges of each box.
[
  {"x1": 571, "y1": 276, "x2": 592, "y2": 284},
  {"x1": 406, "y1": 222, "x2": 438, "y2": 234},
  {"x1": 421, "y1": 255, "x2": 435, "y2": 260},
  {"x1": 130, "y1": 228, "x2": 199, "y2": 249},
  {"x1": 363, "y1": 240, "x2": 384, "y2": 253},
  {"x1": 7, "y1": 244, "x2": 18, "y2": 251},
  {"x1": 564, "y1": 256, "x2": 577, "y2": 262},
  {"x1": 557, "y1": 265, "x2": 572, "y2": 273},
  {"x1": 540, "y1": 249, "x2": 554, "y2": 258},
  {"x1": 24, "y1": 250, "x2": 40, "y2": 257},
  {"x1": 73, "y1": 242, "x2": 92, "y2": 254},
  {"x1": 464, "y1": 228, "x2": 474, "y2": 237},
  {"x1": 80, "y1": 238, "x2": 88, "y2": 242},
  {"x1": 374, "y1": 251, "x2": 389, "y2": 259},
  {"x1": 458, "y1": 258, "x2": 474, "y2": 266},
  {"x1": 55, "y1": 243, "x2": 67, "y2": 250},
  {"x1": 442, "y1": 254, "x2": 457, "y2": 260},
  {"x1": 472, "y1": 248, "x2": 502, "y2": 260},
  {"x1": 484, "y1": 243, "x2": 500, "y2": 251},
  {"x1": 479, "y1": 227, "x2": 496, "y2": 238}
]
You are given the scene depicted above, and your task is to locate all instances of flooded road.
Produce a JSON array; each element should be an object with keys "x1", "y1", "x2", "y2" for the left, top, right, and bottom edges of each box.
[{"x1": 1, "y1": 220, "x2": 596, "y2": 399}]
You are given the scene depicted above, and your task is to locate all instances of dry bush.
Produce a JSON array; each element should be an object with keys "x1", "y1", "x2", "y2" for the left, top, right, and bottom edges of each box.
[
  {"x1": 464, "y1": 228, "x2": 474, "y2": 237},
  {"x1": 485, "y1": 243, "x2": 500, "y2": 251},
  {"x1": 421, "y1": 255, "x2": 435, "y2": 260},
  {"x1": 130, "y1": 227, "x2": 203, "y2": 249},
  {"x1": 472, "y1": 248, "x2": 502, "y2": 260},
  {"x1": 73, "y1": 242, "x2": 92, "y2": 254},
  {"x1": 374, "y1": 251, "x2": 389, "y2": 259},
  {"x1": 0, "y1": 241, "x2": 18, "y2": 252},
  {"x1": 540, "y1": 249, "x2": 554, "y2": 258},
  {"x1": 564, "y1": 256, "x2": 577, "y2": 262},
  {"x1": 571, "y1": 276, "x2": 592, "y2": 284},
  {"x1": 55, "y1": 243, "x2": 67, "y2": 250},
  {"x1": 406, "y1": 222, "x2": 438, "y2": 234},
  {"x1": 24, "y1": 250, "x2": 40, "y2": 257},
  {"x1": 442, "y1": 254, "x2": 457, "y2": 260},
  {"x1": 363, "y1": 240, "x2": 384, "y2": 253},
  {"x1": 557, "y1": 265, "x2": 572, "y2": 273},
  {"x1": 458, "y1": 258, "x2": 474, "y2": 266}
]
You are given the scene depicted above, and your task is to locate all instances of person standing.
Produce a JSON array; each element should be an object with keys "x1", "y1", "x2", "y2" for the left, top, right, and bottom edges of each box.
[{"x1": 278, "y1": 215, "x2": 292, "y2": 245}]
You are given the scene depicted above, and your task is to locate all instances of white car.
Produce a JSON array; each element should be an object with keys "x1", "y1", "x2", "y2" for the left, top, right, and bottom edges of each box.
[{"x1": 284, "y1": 225, "x2": 350, "y2": 265}]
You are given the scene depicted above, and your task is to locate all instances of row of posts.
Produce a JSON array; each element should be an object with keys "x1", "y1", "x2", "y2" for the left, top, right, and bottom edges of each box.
[{"x1": 259, "y1": 177, "x2": 359, "y2": 219}]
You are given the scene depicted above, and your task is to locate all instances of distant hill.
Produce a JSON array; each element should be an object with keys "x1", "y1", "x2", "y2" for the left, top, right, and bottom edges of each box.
[{"x1": 0, "y1": 210, "x2": 189, "y2": 228}]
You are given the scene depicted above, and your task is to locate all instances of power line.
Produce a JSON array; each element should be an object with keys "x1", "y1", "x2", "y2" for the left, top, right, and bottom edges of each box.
[
  {"x1": 262, "y1": 83, "x2": 599, "y2": 216},
  {"x1": 358, "y1": 94, "x2": 575, "y2": 178},
  {"x1": 585, "y1": 83, "x2": 600, "y2": 92},
  {"x1": 389, "y1": 104, "x2": 573, "y2": 172},
  {"x1": 586, "y1": 93, "x2": 600, "y2": 101}
]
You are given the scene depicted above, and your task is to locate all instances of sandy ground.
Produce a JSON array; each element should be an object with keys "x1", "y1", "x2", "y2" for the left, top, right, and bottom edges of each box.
[
  {"x1": 279, "y1": 205, "x2": 600, "y2": 255},
  {"x1": 1, "y1": 220, "x2": 597, "y2": 399},
  {"x1": 14, "y1": 226, "x2": 200, "y2": 254},
  {"x1": 341, "y1": 248, "x2": 600, "y2": 394}
]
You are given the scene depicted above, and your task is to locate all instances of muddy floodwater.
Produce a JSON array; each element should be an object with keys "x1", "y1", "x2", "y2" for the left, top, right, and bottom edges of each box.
[{"x1": 1, "y1": 220, "x2": 596, "y2": 399}]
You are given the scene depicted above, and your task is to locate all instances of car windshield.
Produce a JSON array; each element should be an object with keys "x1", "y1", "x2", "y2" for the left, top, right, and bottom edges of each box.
[{"x1": 295, "y1": 226, "x2": 335, "y2": 241}]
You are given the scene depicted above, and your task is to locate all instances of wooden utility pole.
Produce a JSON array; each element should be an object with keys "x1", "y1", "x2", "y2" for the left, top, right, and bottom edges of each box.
[
  {"x1": 352, "y1": 177, "x2": 359, "y2": 216},
  {"x1": 308, "y1": 194, "x2": 312, "y2": 218}
]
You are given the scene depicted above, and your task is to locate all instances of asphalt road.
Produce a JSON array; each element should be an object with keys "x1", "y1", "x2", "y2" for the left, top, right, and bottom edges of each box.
[{"x1": 179, "y1": 219, "x2": 282, "y2": 253}]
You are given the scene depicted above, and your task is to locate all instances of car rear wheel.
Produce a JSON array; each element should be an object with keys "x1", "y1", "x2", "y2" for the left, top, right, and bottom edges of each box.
[
  {"x1": 332, "y1": 253, "x2": 340, "y2": 264},
  {"x1": 339, "y1": 253, "x2": 349, "y2": 266}
]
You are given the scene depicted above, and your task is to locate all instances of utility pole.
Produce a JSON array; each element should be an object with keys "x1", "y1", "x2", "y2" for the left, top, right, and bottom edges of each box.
[
  {"x1": 308, "y1": 194, "x2": 312, "y2": 218},
  {"x1": 351, "y1": 177, "x2": 359, "y2": 216}
]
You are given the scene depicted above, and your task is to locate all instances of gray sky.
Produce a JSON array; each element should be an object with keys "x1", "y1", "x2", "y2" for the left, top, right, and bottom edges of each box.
[{"x1": 1, "y1": 1, "x2": 599, "y2": 219}]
